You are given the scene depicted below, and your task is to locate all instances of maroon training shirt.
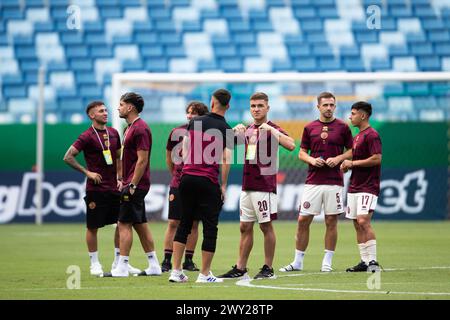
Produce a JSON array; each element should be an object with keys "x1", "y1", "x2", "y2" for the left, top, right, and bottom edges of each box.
[
  {"x1": 166, "y1": 124, "x2": 188, "y2": 188},
  {"x1": 122, "y1": 118, "x2": 152, "y2": 192},
  {"x1": 242, "y1": 121, "x2": 289, "y2": 193},
  {"x1": 301, "y1": 118, "x2": 353, "y2": 186},
  {"x1": 72, "y1": 126, "x2": 121, "y2": 192},
  {"x1": 348, "y1": 127, "x2": 382, "y2": 196}
]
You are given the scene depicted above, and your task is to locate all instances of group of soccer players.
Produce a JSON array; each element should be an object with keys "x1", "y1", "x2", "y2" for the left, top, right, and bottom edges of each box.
[{"x1": 64, "y1": 88, "x2": 382, "y2": 283}]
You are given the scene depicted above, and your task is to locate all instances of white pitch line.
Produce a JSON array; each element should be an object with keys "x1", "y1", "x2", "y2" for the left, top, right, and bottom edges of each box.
[{"x1": 235, "y1": 266, "x2": 450, "y2": 296}]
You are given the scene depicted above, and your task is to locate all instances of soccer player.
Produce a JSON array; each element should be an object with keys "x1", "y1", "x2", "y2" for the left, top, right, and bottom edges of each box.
[
  {"x1": 162, "y1": 101, "x2": 209, "y2": 272},
  {"x1": 340, "y1": 101, "x2": 382, "y2": 273},
  {"x1": 169, "y1": 89, "x2": 233, "y2": 283},
  {"x1": 280, "y1": 92, "x2": 353, "y2": 272},
  {"x1": 107, "y1": 92, "x2": 162, "y2": 277},
  {"x1": 218, "y1": 92, "x2": 295, "y2": 280},
  {"x1": 63, "y1": 101, "x2": 140, "y2": 276}
]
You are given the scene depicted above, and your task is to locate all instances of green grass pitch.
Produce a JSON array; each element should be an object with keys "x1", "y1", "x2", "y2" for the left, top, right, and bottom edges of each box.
[{"x1": 1, "y1": 221, "x2": 450, "y2": 300}]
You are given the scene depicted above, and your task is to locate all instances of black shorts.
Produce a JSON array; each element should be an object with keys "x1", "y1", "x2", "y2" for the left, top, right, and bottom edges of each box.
[
  {"x1": 168, "y1": 187, "x2": 200, "y2": 221},
  {"x1": 84, "y1": 191, "x2": 120, "y2": 229},
  {"x1": 119, "y1": 189, "x2": 148, "y2": 224}
]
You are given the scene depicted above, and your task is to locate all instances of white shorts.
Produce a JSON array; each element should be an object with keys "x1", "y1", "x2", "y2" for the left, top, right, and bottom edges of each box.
[
  {"x1": 345, "y1": 192, "x2": 378, "y2": 220},
  {"x1": 240, "y1": 191, "x2": 277, "y2": 224},
  {"x1": 299, "y1": 184, "x2": 344, "y2": 216}
]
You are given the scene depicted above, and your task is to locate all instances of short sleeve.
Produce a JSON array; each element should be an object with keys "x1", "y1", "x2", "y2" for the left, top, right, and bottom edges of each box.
[
  {"x1": 300, "y1": 127, "x2": 310, "y2": 150},
  {"x1": 367, "y1": 133, "x2": 382, "y2": 155},
  {"x1": 72, "y1": 132, "x2": 88, "y2": 152},
  {"x1": 343, "y1": 124, "x2": 353, "y2": 149},
  {"x1": 110, "y1": 128, "x2": 121, "y2": 149},
  {"x1": 135, "y1": 126, "x2": 151, "y2": 151}
]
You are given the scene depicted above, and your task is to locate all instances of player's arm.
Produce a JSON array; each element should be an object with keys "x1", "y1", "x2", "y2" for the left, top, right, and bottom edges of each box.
[
  {"x1": 116, "y1": 148, "x2": 123, "y2": 190},
  {"x1": 220, "y1": 148, "x2": 232, "y2": 201},
  {"x1": 259, "y1": 123, "x2": 295, "y2": 151},
  {"x1": 166, "y1": 150, "x2": 174, "y2": 173},
  {"x1": 298, "y1": 148, "x2": 325, "y2": 167},
  {"x1": 63, "y1": 145, "x2": 102, "y2": 184},
  {"x1": 130, "y1": 149, "x2": 148, "y2": 187}
]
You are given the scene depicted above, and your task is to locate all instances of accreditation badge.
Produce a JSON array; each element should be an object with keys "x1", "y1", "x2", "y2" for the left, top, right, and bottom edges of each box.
[
  {"x1": 103, "y1": 150, "x2": 113, "y2": 165},
  {"x1": 246, "y1": 144, "x2": 257, "y2": 161}
]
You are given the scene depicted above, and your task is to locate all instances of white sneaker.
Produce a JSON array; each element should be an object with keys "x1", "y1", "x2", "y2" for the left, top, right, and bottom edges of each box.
[
  {"x1": 90, "y1": 262, "x2": 104, "y2": 276},
  {"x1": 321, "y1": 264, "x2": 333, "y2": 272},
  {"x1": 128, "y1": 264, "x2": 142, "y2": 275},
  {"x1": 112, "y1": 261, "x2": 141, "y2": 275},
  {"x1": 196, "y1": 271, "x2": 224, "y2": 283},
  {"x1": 169, "y1": 269, "x2": 188, "y2": 283},
  {"x1": 137, "y1": 264, "x2": 162, "y2": 276},
  {"x1": 110, "y1": 266, "x2": 129, "y2": 277},
  {"x1": 279, "y1": 263, "x2": 302, "y2": 272}
]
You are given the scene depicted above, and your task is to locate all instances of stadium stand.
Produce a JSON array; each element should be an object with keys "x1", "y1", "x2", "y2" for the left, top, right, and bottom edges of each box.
[{"x1": 0, "y1": 0, "x2": 449, "y2": 123}]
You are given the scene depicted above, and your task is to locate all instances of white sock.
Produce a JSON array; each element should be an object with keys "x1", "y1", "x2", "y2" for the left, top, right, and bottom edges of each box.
[
  {"x1": 322, "y1": 250, "x2": 334, "y2": 267},
  {"x1": 358, "y1": 243, "x2": 369, "y2": 264},
  {"x1": 365, "y1": 240, "x2": 377, "y2": 262},
  {"x1": 113, "y1": 248, "x2": 120, "y2": 264},
  {"x1": 89, "y1": 251, "x2": 99, "y2": 265},
  {"x1": 146, "y1": 251, "x2": 160, "y2": 267},
  {"x1": 118, "y1": 255, "x2": 129, "y2": 271},
  {"x1": 293, "y1": 249, "x2": 305, "y2": 267}
]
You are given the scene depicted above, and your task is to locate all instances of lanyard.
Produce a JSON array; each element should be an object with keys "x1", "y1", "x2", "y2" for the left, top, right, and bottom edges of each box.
[
  {"x1": 92, "y1": 126, "x2": 110, "y2": 151},
  {"x1": 121, "y1": 117, "x2": 140, "y2": 160}
]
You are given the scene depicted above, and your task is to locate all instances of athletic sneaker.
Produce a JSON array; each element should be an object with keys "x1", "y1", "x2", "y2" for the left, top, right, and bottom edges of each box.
[
  {"x1": 111, "y1": 261, "x2": 141, "y2": 275},
  {"x1": 346, "y1": 261, "x2": 368, "y2": 272},
  {"x1": 196, "y1": 271, "x2": 224, "y2": 283},
  {"x1": 367, "y1": 260, "x2": 381, "y2": 273},
  {"x1": 321, "y1": 264, "x2": 333, "y2": 272},
  {"x1": 183, "y1": 259, "x2": 200, "y2": 271},
  {"x1": 137, "y1": 264, "x2": 162, "y2": 276},
  {"x1": 161, "y1": 259, "x2": 172, "y2": 273},
  {"x1": 90, "y1": 262, "x2": 104, "y2": 276},
  {"x1": 279, "y1": 263, "x2": 302, "y2": 272},
  {"x1": 169, "y1": 269, "x2": 188, "y2": 283},
  {"x1": 254, "y1": 265, "x2": 276, "y2": 279},
  {"x1": 217, "y1": 265, "x2": 248, "y2": 279},
  {"x1": 101, "y1": 267, "x2": 129, "y2": 277}
]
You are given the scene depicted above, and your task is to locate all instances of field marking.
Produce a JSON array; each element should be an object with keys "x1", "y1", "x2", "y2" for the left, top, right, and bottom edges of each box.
[
  {"x1": 235, "y1": 266, "x2": 450, "y2": 296},
  {"x1": 0, "y1": 285, "x2": 232, "y2": 292}
]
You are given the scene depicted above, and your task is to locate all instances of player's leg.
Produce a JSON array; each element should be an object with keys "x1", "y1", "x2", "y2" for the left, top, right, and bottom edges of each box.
[
  {"x1": 86, "y1": 227, "x2": 103, "y2": 275},
  {"x1": 357, "y1": 211, "x2": 379, "y2": 272},
  {"x1": 195, "y1": 178, "x2": 223, "y2": 283},
  {"x1": 253, "y1": 221, "x2": 276, "y2": 279},
  {"x1": 183, "y1": 220, "x2": 200, "y2": 271},
  {"x1": 170, "y1": 176, "x2": 196, "y2": 282},
  {"x1": 219, "y1": 191, "x2": 254, "y2": 279},
  {"x1": 162, "y1": 219, "x2": 179, "y2": 272},
  {"x1": 280, "y1": 185, "x2": 320, "y2": 272},
  {"x1": 84, "y1": 192, "x2": 106, "y2": 275},
  {"x1": 133, "y1": 222, "x2": 161, "y2": 275}
]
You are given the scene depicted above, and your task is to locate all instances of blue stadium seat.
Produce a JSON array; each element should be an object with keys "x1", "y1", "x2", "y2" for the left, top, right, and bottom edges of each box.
[
  {"x1": 145, "y1": 58, "x2": 169, "y2": 72},
  {"x1": 165, "y1": 45, "x2": 186, "y2": 58},
  {"x1": 293, "y1": 57, "x2": 317, "y2": 71},
  {"x1": 417, "y1": 57, "x2": 442, "y2": 71},
  {"x1": 214, "y1": 45, "x2": 237, "y2": 57},
  {"x1": 65, "y1": 45, "x2": 89, "y2": 58},
  {"x1": 122, "y1": 59, "x2": 144, "y2": 71},
  {"x1": 219, "y1": 58, "x2": 243, "y2": 72},
  {"x1": 90, "y1": 45, "x2": 114, "y2": 58},
  {"x1": 141, "y1": 45, "x2": 164, "y2": 58},
  {"x1": 70, "y1": 59, "x2": 94, "y2": 71},
  {"x1": 76, "y1": 72, "x2": 97, "y2": 85},
  {"x1": 371, "y1": 59, "x2": 391, "y2": 71},
  {"x1": 318, "y1": 58, "x2": 341, "y2": 71},
  {"x1": 1, "y1": 74, "x2": 23, "y2": 85},
  {"x1": 3, "y1": 85, "x2": 27, "y2": 98},
  {"x1": 134, "y1": 32, "x2": 158, "y2": 44},
  {"x1": 228, "y1": 19, "x2": 250, "y2": 32}
]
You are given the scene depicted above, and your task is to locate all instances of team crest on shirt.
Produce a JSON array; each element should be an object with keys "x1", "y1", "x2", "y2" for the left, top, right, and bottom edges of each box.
[
  {"x1": 320, "y1": 126, "x2": 328, "y2": 142},
  {"x1": 88, "y1": 202, "x2": 96, "y2": 210},
  {"x1": 169, "y1": 194, "x2": 175, "y2": 201},
  {"x1": 303, "y1": 201, "x2": 311, "y2": 209}
]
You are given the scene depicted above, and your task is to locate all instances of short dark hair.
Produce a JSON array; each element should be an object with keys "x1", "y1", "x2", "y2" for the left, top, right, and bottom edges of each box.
[
  {"x1": 120, "y1": 92, "x2": 144, "y2": 113},
  {"x1": 212, "y1": 89, "x2": 231, "y2": 107},
  {"x1": 86, "y1": 100, "x2": 105, "y2": 115},
  {"x1": 351, "y1": 101, "x2": 372, "y2": 117},
  {"x1": 250, "y1": 92, "x2": 269, "y2": 102},
  {"x1": 317, "y1": 92, "x2": 336, "y2": 105},
  {"x1": 186, "y1": 101, "x2": 208, "y2": 115}
]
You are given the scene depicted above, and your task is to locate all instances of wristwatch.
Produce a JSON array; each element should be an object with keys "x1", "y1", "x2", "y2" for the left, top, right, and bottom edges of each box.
[{"x1": 129, "y1": 183, "x2": 137, "y2": 190}]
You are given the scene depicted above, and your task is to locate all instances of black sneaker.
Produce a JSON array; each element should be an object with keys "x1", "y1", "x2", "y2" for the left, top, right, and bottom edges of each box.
[
  {"x1": 367, "y1": 260, "x2": 381, "y2": 273},
  {"x1": 346, "y1": 261, "x2": 368, "y2": 272},
  {"x1": 161, "y1": 259, "x2": 172, "y2": 273},
  {"x1": 254, "y1": 265, "x2": 276, "y2": 279},
  {"x1": 217, "y1": 265, "x2": 248, "y2": 279},
  {"x1": 182, "y1": 259, "x2": 199, "y2": 271}
]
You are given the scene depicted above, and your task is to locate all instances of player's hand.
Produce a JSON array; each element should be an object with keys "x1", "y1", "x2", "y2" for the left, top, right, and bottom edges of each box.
[
  {"x1": 121, "y1": 185, "x2": 133, "y2": 201},
  {"x1": 86, "y1": 171, "x2": 102, "y2": 184},
  {"x1": 325, "y1": 156, "x2": 340, "y2": 168},
  {"x1": 340, "y1": 160, "x2": 353, "y2": 173},
  {"x1": 220, "y1": 185, "x2": 227, "y2": 202},
  {"x1": 117, "y1": 180, "x2": 123, "y2": 191},
  {"x1": 310, "y1": 157, "x2": 326, "y2": 167},
  {"x1": 233, "y1": 124, "x2": 246, "y2": 135}
]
